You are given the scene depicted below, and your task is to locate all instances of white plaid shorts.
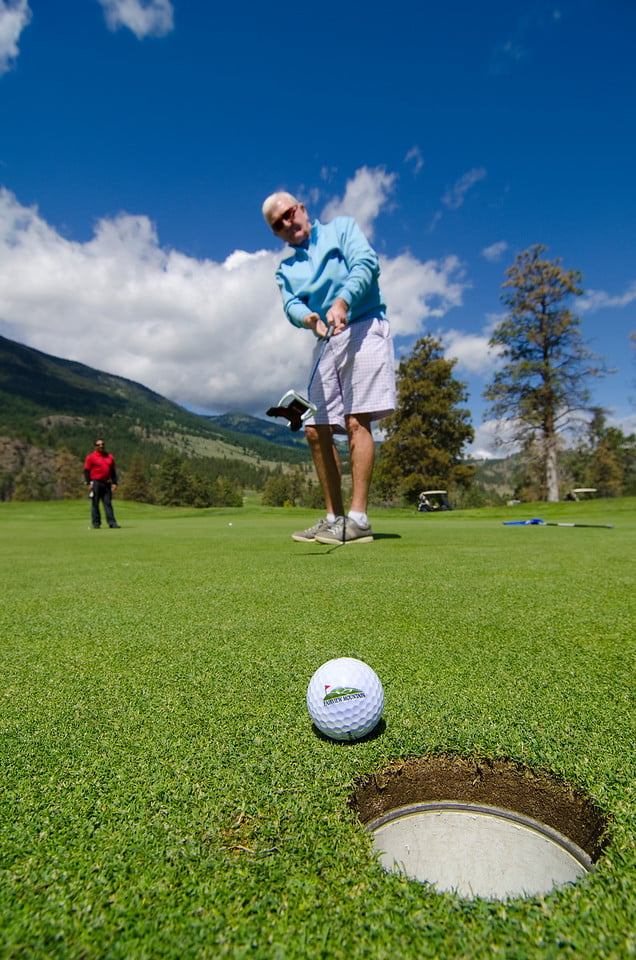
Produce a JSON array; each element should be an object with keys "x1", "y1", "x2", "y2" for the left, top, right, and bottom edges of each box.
[{"x1": 305, "y1": 316, "x2": 396, "y2": 430}]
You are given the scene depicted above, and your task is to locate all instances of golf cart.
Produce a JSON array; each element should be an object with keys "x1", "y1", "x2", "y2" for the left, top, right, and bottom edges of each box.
[
  {"x1": 417, "y1": 490, "x2": 452, "y2": 512},
  {"x1": 564, "y1": 487, "x2": 597, "y2": 502}
]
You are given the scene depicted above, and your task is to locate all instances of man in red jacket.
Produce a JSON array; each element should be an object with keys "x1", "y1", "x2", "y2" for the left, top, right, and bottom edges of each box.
[{"x1": 83, "y1": 438, "x2": 120, "y2": 529}]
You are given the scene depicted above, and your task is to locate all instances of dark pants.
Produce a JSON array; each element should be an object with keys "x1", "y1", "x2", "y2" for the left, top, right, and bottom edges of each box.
[{"x1": 91, "y1": 481, "x2": 118, "y2": 528}]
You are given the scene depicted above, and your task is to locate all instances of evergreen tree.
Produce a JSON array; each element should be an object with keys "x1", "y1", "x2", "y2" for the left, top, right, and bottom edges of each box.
[
  {"x1": 587, "y1": 409, "x2": 635, "y2": 497},
  {"x1": 484, "y1": 245, "x2": 605, "y2": 502},
  {"x1": 118, "y1": 453, "x2": 153, "y2": 503},
  {"x1": 376, "y1": 334, "x2": 475, "y2": 504},
  {"x1": 55, "y1": 447, "x2": 82, "y2": 499},
  {"x1": 212, "y1": 476, "x2": 243, "y2": 507},
  {"x1": 157, "y1": 450, "x2": 191, "y2": 506}
]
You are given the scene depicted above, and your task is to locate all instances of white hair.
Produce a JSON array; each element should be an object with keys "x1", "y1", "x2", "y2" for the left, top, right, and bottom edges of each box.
[{"x1": 261, "y1": 191, "x2": 299, "y2": 223}]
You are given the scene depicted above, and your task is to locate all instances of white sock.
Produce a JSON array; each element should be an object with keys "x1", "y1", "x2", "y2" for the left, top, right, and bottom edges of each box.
[
  {"x1": 348, "y1": 510, "x2": 368, "y2": 527},
  {"x1": 326, "y1": 513, "x2": 337, "y2": 523}
]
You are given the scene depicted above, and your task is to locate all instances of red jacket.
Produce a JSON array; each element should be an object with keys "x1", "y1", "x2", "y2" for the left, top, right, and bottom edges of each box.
[{"x1": 84, "y1": 450, "x2": 118, "y2": 483}]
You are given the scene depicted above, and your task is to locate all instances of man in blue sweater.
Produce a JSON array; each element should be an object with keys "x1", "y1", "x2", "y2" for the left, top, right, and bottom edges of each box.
[{"x1": 263, "y1": 192, "x2": 396, "y2": 544}]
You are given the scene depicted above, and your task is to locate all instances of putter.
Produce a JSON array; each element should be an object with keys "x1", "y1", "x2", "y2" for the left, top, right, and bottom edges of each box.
[
  {"x1": 266, "y1": 324, "x2": 333, "y2": 431},
  {"x1": 504, "y1": 519, "x2": 614, "y2": 529}
]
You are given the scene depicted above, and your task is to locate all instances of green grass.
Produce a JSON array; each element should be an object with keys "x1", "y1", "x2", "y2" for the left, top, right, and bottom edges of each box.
[{"x1": 1, "y1": 497, "x2": 634, "y2": 959}]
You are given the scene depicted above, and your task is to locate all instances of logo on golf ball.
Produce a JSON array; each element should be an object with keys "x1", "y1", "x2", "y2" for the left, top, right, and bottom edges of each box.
[
  {"x1": 323, "y1": 685, "x2": 366, "y2": 704},
  {"x1": 307, "y1": 658, "x2": 384, "y2": 741}
]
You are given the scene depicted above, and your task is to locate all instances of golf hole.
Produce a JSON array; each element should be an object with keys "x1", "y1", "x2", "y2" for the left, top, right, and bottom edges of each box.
[{"x1": 350, "y1": 755, "x2": 608, "y2": 900}]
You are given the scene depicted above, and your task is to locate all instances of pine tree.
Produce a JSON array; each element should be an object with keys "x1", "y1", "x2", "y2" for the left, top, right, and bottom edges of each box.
[
  {"x1": 55, "y1": 447, "x2": 82, "y2": 499},
  {"x1": 483, "y1": 245, "x2": 605, "y2": 502},
  {"x1": 376, "y1": 335, "x2": 475, "y2": 504},
  {"x1": 119, "y1": 453, "x2": 153, "y2": 503}
]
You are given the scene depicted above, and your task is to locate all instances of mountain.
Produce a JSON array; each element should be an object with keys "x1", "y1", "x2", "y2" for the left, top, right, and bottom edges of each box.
[
  {"x1": 207, "y1": 411, "x2": 309, "y2": 451},
  {"x1": 0, "y1": 333, "x2": 525, "y2": 505},
  {"x1": 0, "y1": 334, "x2": 311, "y2": 473}
]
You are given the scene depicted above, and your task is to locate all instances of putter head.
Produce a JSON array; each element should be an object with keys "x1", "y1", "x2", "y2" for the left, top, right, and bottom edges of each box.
[{"x1": 266, "y1": 390, "x2": 317, "y2": 431}]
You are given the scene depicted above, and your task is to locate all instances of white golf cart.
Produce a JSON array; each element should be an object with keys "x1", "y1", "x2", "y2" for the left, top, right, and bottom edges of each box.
[{"x1": 417, "y1": 490, "x2": 452, "y2": 512}]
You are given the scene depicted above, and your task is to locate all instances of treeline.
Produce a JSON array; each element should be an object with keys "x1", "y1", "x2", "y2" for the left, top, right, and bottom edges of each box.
[
  {"x1": 518, "y1": 411, "x2": 636, "y2": 501},
  {"x1": 260, "y1": 465, "x2": 326, "y2": 510},
  {"x1": 0, "y1": 438, "x2": 303, "y2": 507},
  {"x1": 120, "y1": 451, "x2": 245, "y2": 508}
]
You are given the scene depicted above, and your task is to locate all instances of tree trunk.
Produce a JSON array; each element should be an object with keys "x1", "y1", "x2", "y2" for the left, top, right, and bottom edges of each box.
[{"x1": 545, "y1": 433, "x2": 559, "y2": 502}]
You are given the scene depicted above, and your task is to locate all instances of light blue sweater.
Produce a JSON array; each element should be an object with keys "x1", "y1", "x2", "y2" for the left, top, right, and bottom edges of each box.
[{"x1": 276, "y1": 217, "x2": 386, "y2": 329}]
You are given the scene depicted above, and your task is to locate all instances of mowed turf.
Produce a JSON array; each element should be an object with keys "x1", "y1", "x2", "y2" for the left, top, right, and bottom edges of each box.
[{"x1": 0, "y1": 498, "x2": 634, "y2": 959}]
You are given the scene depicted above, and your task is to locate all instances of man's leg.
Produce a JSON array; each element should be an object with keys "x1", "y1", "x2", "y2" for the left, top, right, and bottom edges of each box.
[
  {"x1": 102, "y1": 485, "x2": 118, "y2": 527},
  {"x1": 345, "y1": 413, "x2": 375, "y2": 515},
  {"x1": 313, "y1": 414, "x2": 375, "y2": 544},
  {"x1": 305, "y1": 424, "x2": 344, "y2": 517},
  {"x1": 91, "y1": 483, "x2": 102, "y2": 527}
]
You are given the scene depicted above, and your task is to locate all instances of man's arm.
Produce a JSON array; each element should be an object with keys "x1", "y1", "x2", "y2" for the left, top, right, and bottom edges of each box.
[
  {"x1": 275, "y1": 271, "x2": 312, "y2": 328},
  {"x1": 333, "y1": 217, "x2": 380, "y2": 311}
]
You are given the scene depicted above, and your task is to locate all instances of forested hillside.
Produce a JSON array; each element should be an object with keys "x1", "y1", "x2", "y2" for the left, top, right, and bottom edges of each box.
[{"x1": 0, "y1": 334, "x2": 311, "y2": 503}]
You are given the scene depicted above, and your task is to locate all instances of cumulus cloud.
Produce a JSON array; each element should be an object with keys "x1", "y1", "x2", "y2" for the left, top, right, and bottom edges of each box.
[
  {"x1": 609, "y1": 412, "x2": 636, "y2": 436},
  {"x1": 578, "y1": 282, "x2": 636, "y2": 314},
  {"x1": 320, "y1": 166, "x2": 397, "y2": 240},
  {"x1": 97, "y1": 0, "x2": 174, "y2": 39},
  {"x1": 0, "y1": 188, "x2": 469, "y2": 417},
  {"x1": 467, "y1": 420, "x2": 522, "y2": 460},
  {"x1": 0, "y1": 189, "x2": 304, "y2": 413},
  {"x1": 0, "y1": 0, "x2": 31, "y2": 75},
  {"x1": 442, "y1": 168, "x2": 487, "y2": 210},
  {"x1": 443, "y1": 328, "x2": 500, "y2": 375},
  {"x1": 482, "y1": 240, "x2": 508, "y2": 262},
  {"x1": 379, "y1": 254, "x2": 467, "y2": 337}
]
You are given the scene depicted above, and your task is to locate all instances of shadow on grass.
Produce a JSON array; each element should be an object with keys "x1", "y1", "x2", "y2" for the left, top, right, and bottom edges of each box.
[
  {"x1": 296, "y1": 534, "x2": 402, "y2": 555},
  {"x1": 311, "y1": 718, "x2": 386, "y2": 745}
]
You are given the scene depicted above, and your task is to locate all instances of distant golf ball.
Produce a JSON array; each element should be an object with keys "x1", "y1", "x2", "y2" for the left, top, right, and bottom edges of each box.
[
  {"x1": 228, "y1": 522, "x2": 233, "y2": 526},
  {"x1": 306, "y1": 657, "x2": 384, "y2": 741}
]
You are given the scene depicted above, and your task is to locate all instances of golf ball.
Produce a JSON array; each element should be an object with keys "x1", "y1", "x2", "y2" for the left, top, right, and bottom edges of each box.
[{"x1": 306, "y1": 657, "x2": 384, "y2": 741}]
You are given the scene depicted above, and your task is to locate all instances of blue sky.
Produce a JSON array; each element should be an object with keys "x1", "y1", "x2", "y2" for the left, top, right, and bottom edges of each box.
[{"x1": 0, "y1": 0, "x2": 634, "y2": 457}]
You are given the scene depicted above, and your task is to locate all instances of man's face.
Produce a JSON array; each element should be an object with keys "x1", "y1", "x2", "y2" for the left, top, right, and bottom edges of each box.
[
  {"x1": 95, "y1": 440, "x2": 105, "y2": 453},
  {"x1": 267, "y1": 198, "x2": 312, "y2": 246}
]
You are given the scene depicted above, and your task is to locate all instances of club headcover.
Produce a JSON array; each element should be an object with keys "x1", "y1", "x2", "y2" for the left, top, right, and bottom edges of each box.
[{"x1": 266, "y1": 391, "x2": 317, "y2": 432}]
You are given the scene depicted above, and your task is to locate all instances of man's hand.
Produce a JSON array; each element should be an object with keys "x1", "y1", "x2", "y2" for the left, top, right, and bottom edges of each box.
[
  {"x1": 303, "y1": 313, "x2": 330, "y2": 339},
  {"x1": 326, "y1": 298, "x2": 349, "y2": 335}
]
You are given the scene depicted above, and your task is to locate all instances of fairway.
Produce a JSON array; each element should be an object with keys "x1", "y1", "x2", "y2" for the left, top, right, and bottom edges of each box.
[{"x1": 1, "y1": 499, "x2": 634, "y2": 959}]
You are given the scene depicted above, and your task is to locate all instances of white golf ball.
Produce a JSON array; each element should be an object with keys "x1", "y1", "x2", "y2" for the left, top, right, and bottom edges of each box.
[
  {"x1": 228, "y1": 522, "x2": 233, "y2": 527},
  {"x1": 306, "y1": 657, "x2": 384, "y2": 741}
]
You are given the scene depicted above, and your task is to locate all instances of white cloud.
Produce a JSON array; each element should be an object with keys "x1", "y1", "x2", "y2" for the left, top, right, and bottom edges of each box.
[
  {"x1": 0, "y1": 189, "x2": 305, "y2": 414},
  {"x1": 0, "y1": 188, "x2": 469, "y2": 417},
  {"x1": 320, "y1": 166, "x2": 396, "y2": 239},
  {"x1": 0, "y1": 0, "x2": 31, "y2": 76},
  {"x1": 404, "y1": 146, "x2": 424, "y2": 174},
  {"x1": 609, "y1": 412, "x2": 636, "y2": 437},
  {"x1": 379, "y1": 254, "x2": 467, "y2": 336},
  {"x1": 578, "y1": 282, "x2": 636, "y2": 314},
  {"x1": 443, "y1": 328, "x2": 500, "y2": 375},
  {"x1": 467, "y1": 419, "x2": 522, "y2": 460},
  {"x1": 442, "y1": 168, "x2": 486, "y2": 210},
  {"x1": 468, "y1": 408, "x2": 636, "y2": 461},
  {"x1": 482, "y1": 240, "x2": 508, "y2": 262},
  {"x1": 97, "y1": 0, "x2": 174, "y2": 39}
]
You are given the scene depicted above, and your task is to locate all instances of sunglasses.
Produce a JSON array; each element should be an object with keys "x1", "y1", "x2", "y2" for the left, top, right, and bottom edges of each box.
[{"x1": 271, "y1": 204, "x2": 298, "y2": 232}]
